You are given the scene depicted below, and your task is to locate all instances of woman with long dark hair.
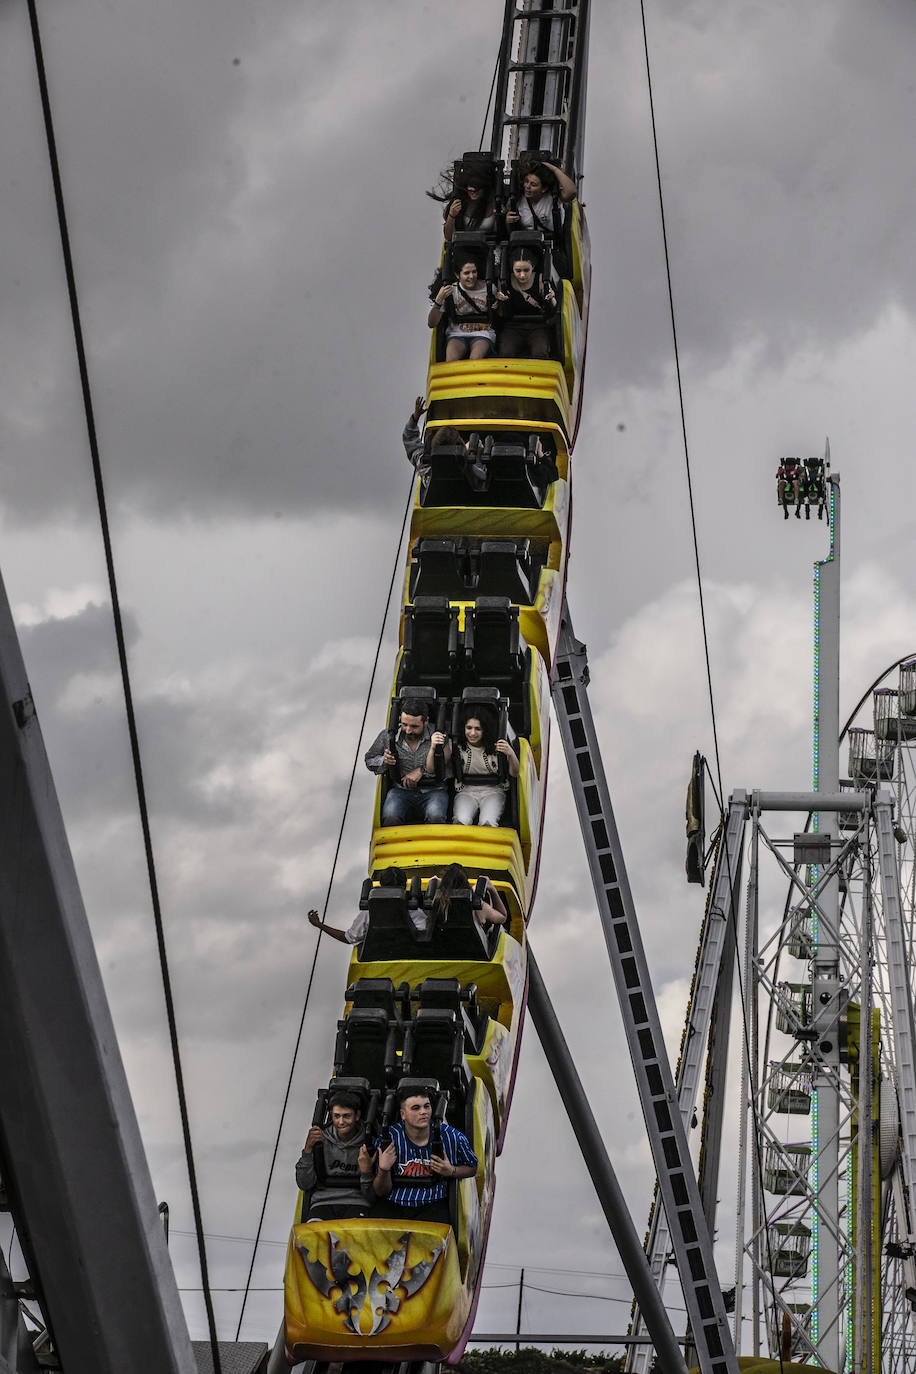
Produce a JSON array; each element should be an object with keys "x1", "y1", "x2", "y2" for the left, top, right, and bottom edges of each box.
[
  {"x1": 494, "y1": 251, "x2": 557, "y2": 360},
  {"x1": 430, "y1": 709, "x2": 519, "y2": 827},
  {"x1": 431, "y1": 863, "x2": 508, "y2": 931},
  {"x1": 429, "y1": 172, "x2": 500, "y2": 241},
  {"x1": 428, "y1": 258, "x2": 496, "y2": 362}
]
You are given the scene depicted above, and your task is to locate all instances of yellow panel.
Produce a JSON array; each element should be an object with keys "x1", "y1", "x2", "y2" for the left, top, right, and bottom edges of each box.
[
  {"x1": 349, "y1": 930, "x2": 527, "y2": 1032},
  {"x1": 368, "y1": 821, "x2": 527, "y2": 893},
  {"x1": 467, "y1": 1018, "x2": 513, "y2": 1137},
  {"x1": 409, "y1": 474, "x2": 569, "y2": 545},
  {"x1": 528, "y1": 649, "x2": 550, "y2": 775},
  {"x1": 426, "y1": 359, "x2": 571, "y2": 434},
  {"x1": 284, "y1": 1219, "x2": 469, "y2": 1361},
  {"x1": 569, "y1": 200, "x2": 591, "y2": 317},
  {"x1": 517, "y1": 740, "x2": 542, "y2": 870}
]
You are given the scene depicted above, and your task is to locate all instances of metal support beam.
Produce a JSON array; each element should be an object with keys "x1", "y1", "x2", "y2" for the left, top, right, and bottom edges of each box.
[
  {"x1": 0, "y1": 568, "x2": 195, "y2": 1373},
  {"x1": 525, "y1": 948, "x2": 688, "y2": 1374},
  {"x1": 551, "y1": 600, "x2": 738, "y2": 1374},
  {"x1": 0, "y1": 1245, "x2": 41, "y2": 1374},
  {"x1": 810, "y1": 474, "x2": 842, "y2": 1370},
  {"x1": 875, "y1": 793, "x2": 916, "y2": 1241},
  {"x1": 627, "y1": 797, "x2": 747, "y2": 1373}
]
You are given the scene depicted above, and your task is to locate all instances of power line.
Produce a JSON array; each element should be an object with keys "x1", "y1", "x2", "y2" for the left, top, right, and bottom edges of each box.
[
  {"x1": 638, "y1": 7, "x2": 783, "y2": 1369},
  {"x1": 233, "y1": 469, "x2": 417, "y2": 1338},
  {"x1": 25, "y1": 3, "x2": 222, "y2": 1367}
]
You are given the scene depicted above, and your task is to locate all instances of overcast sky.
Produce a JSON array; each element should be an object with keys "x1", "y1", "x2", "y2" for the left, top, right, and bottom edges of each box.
[{"x1": 3, "y1": 0, "x2": 916, "y2": 1354}]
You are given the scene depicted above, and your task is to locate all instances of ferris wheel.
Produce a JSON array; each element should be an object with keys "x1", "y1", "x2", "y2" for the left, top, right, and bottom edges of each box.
[
  {"x1": 622, "y1": 465, "x2": 916, "y2": 1374},
  {"x1": 719, "y1": 575, "x2": 916, "y2": 1365}
]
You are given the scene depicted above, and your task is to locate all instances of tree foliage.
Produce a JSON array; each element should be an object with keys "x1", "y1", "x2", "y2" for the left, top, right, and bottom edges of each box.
[{"x1": 456, "y1": 1346, "x2": 628, "y2": 1374}]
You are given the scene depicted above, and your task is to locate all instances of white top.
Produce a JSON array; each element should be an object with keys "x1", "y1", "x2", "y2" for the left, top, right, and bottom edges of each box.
[
  {"x1": 451, "y1": 282, "x2": 488, "y2": 314},
  {"x1": 456, "y1": 742, "x2": 508, "y2": 791},
  {"x1": 518, "y1": 191, "x2": 564, "y2": 232}
]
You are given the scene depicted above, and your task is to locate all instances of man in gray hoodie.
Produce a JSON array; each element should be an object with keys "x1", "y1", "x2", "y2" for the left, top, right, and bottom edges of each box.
[{"x1": 295, "y1": 1091, "x2": 375, "y2": 1221}]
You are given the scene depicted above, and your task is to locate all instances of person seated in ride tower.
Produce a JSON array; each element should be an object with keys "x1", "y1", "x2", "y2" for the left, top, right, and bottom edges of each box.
[
  {"x1": 802, "y1": 456, "x2": 827, "y2": 519},
  {"x1": 364, "y1": 698, "x2": 452, "y2": 826},
  {"x1": 428, "y1": 257, "x2": 497, "y2": 362},
  {"x1": 372, "y1": 1086, "x2": 478, "y2": 1228},
  {"x1": 295, "y1": 1090, "x2": 376, "y2": 1221},
  {"x1": 440, "y1": 177, "x2": 501, "y2": 242},
  {"x1": 431, "y1": 709, "x2": 519, "y2": 828},
  {"x1": 776, "y1": 457, "x2": 801, "y2": 519},
  {"x1": 402, "y1": 397, "x2": 488, "y2": 491},
  {"x1": 307, "y1": 866, "x2": 428, "y2": 944},
  {"x1": 495, "y1": 252, "x2": 557, "y2": 360},
  {"x1": 505, "y1": 155, "x2": 577, "y2": 237},
  {"x1": 430, "y1": 863, "x2": 509, "y2": 934}
]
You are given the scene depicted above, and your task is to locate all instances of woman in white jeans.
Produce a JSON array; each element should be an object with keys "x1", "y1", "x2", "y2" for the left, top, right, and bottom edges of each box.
[{"x1": 430, "y1": 712, "x2": 520, "y2": 827}]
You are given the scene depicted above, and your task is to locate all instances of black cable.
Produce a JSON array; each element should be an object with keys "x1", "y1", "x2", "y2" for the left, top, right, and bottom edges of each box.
[
  {"x1": 638, "y1": 7, "x2": 783, "y2": 1367},
  {"x1": 25, "y1": 4, "x2": 222, "y2": 1366},
  {"x1": 479, "y1": 51, "x2": 501, "y2": 152},
  {"x1": 234, "y1": 469, "x2": 416, "y2": 1338}
]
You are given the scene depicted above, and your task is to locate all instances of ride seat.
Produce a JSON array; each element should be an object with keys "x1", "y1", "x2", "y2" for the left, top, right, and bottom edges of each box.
[
  {"x1": 333, "y1": 1008, "x2": 398, "y2": 1090},
  {"x1": 399, "y1": 598, "x2": 461, "y2": 695},
  {"x1": 416, "y1": 978, "x2": 482, "y2": 1053},
  {"x1": 410, "y1": 539, "x2": 475, "y2": 601},
  {"x1": 346, "y1": 977, "x2": 410, "y2": 1023},
  {"x1": 475, "y1": 540, "x2": 534, "y2": 603},
  {"x1": 424, "y1": 886, "x2": 492, "y2": 961},
  {"x1": 464, "y1": 598, "x2": 531, "y2": 738},
  {"x1": 401, "y1": 1009, "x2": 473, "y2": 1099},
  {"x1": 485, "y1": 436, "x2": 546, "y2": 509},
  {"x1": 358, "y1": 888, "x2": 428, "y2": 963}
]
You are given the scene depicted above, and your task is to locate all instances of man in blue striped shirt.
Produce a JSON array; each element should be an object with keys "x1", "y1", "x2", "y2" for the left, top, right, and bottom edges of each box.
[{"x1": 373, "y1": 1086, "x2": 478, "y2": 1227}]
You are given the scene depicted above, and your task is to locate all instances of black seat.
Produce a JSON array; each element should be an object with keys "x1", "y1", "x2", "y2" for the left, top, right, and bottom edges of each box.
[
  {"x1": 401, "y1": 1009, "x2": 473, "y2": 1099},
  {"x1": 475, "y1": 540, "x2": 534, "y2": 603},
  {"x1": 359, "y1": 887, "x2": 428, "y2": 962},
  {"x1": 508, "y1": 150, "x2": 574, "y2": 279},
  {"x1": 299, "y1": 1077, "x2": 380, "y2": 1221},
  {"x1": 346, "y1": 977, "x2": 410, "y2": 1023},
  {"x1": 452, "y1": 687, "x2": 512, "y2": 781},
  {"x1": 424, "y1": 884, "x2": 492, "y2": 961},
  {"x1": 485, "y1": 436, "x2": 546, "y2": 508},
  {"x1": 399, "y1": 599, "x2": 461, "y2": 694},
  {"x1": 379, "y1": 686, "x2": 449, "y2": 807},
  {"x1": 451, "y1": 688, "x2": 519, "y2": 831},
  {"x1": 422, "y1": 444, "x2": 478, "y2": 508},
  {"x1": 410, "y1": 539, "x2": 475, "y2": 601},
  {"x1": 333, "y1": 1008, "x2": 398, "y2": 1090},
  {"x1": 465, "y1": 598, "x2": 531, "y2": 736},
  {"x1": 416, "y1": 978, "x2": 482, "y2": 1053}
]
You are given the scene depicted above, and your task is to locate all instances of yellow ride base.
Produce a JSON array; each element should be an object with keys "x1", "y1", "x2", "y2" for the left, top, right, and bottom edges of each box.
[
  {"x1": 427, "y1": 359, "x2": 572, "y2": 435},
  {"x1": 285, "y1": 1218, "x2": 470, "y2": 1362},
  {"x1": 369, "y1": 822, "x2": 528, "y2": 907}
]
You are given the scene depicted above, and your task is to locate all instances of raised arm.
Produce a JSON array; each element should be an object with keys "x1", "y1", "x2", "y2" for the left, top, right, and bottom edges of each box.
[
  {"x1": 307, "y1": 909, "x2": 351, "y2": 944},
  {"x1": 443, "y1": 197, "x2": 462, "y2": 242},
  {"x1": 428, "y1": 283, "x2": 452, "y2": 329},
  {"x1": 373, "y1": 1140, "x2": 398, "y2": 1197},
  {"x1": 543, "y1": 161, "x2": 577, "y2": 202}
]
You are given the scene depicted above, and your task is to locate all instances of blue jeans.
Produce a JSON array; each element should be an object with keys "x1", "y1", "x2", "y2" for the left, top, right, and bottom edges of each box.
[{"x1": 382, "y1": 785, "x2": 450, "y2": 826}]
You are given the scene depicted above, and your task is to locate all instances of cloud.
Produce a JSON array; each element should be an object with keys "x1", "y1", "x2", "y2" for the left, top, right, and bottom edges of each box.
[{"x1": 3, "y1": 0, "x2": 916, "y2": 1349}]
